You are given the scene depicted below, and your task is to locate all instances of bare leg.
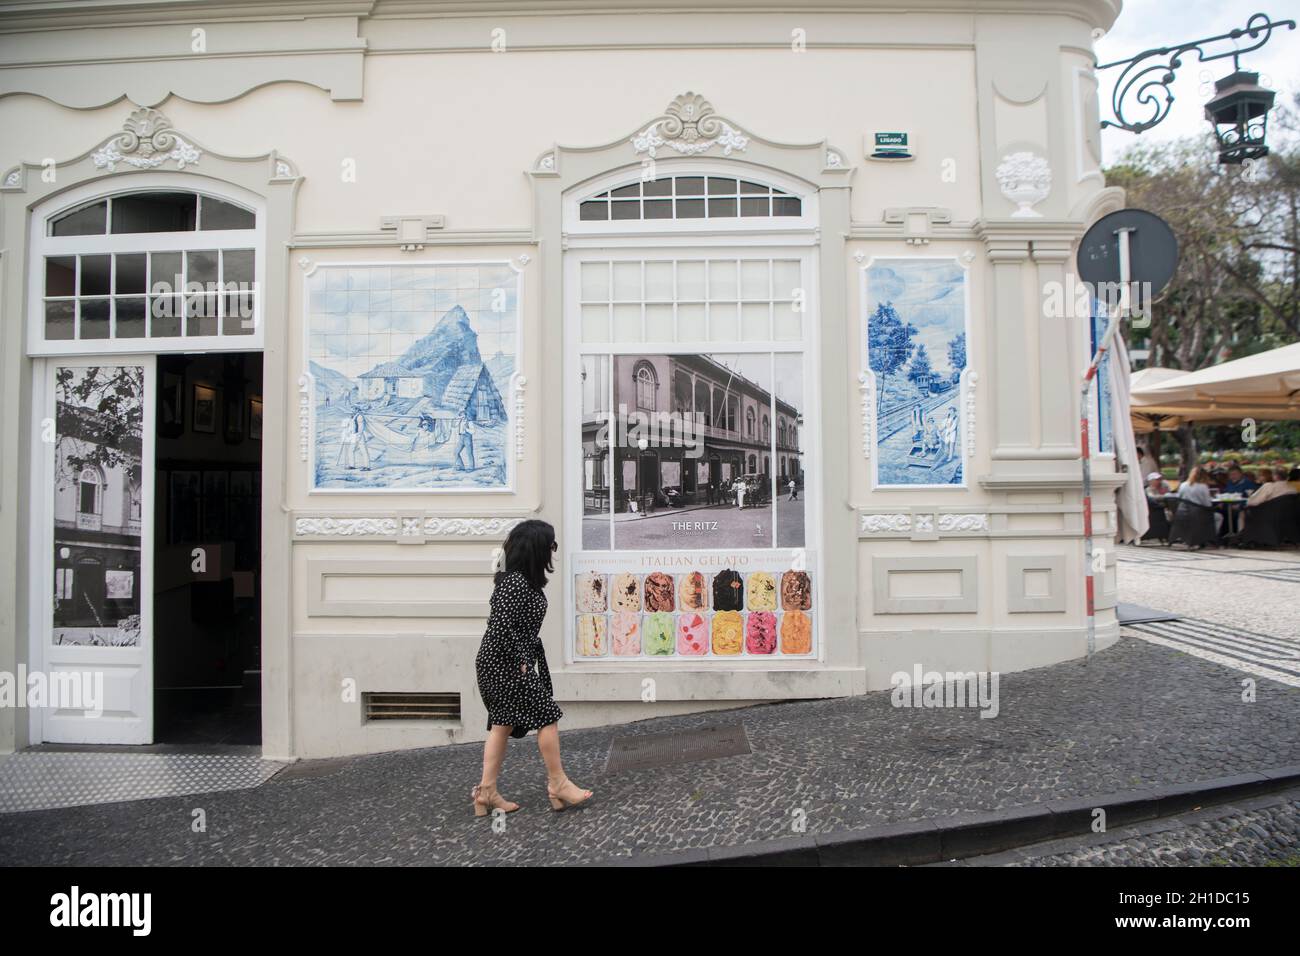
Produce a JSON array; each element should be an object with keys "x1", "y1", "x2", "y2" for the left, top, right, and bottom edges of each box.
[
  {"x1": 480, "y1": 724, "x2": 512, "y2": 788},
  {"x1": 474, "y1": 724, "x2": 519, "y2": 813},
  {"x1": 536, "y1": 723, "x2": 592, "y2": 804}
]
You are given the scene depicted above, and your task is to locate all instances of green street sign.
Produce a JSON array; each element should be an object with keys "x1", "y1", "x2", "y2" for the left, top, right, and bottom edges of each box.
[{"x1": 871, "y1": 131, "x2": 912, "y2": 159}]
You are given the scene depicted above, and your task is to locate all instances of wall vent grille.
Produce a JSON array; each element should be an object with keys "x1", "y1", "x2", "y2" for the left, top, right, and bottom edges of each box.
[{"x1": 363, "y1": 692, "x2": 460, "y2": 722}]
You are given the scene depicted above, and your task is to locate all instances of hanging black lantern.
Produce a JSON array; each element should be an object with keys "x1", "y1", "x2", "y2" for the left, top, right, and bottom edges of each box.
[{"x1": 1204, "y1": 69, "x2": 1276, "y2": 164}]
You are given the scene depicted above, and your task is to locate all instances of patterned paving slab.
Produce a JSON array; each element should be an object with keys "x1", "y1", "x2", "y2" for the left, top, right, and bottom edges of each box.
[
  {"x1": 0, "y1": 752, "x2": 286, "y2": 814},
  {"x1": 1127, "y1": 619, "x2": 1300, "y2": 688}
]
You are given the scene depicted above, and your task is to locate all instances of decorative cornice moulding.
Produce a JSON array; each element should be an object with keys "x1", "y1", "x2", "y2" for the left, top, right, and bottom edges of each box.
[
  {"x1": 1, "y1": 105, "x2": 302, "y2": 195},
  {"x1": 860, "y1": 511, "x2": 991, "y2": 536},
  {"x1": 294, "y1": 514, "x2": 525, "y2": 541}
]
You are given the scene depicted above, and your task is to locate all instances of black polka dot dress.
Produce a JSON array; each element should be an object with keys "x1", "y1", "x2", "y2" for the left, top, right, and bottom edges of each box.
[{"x1": 476, "y1": 571, "x2": 564, "y2": 738}]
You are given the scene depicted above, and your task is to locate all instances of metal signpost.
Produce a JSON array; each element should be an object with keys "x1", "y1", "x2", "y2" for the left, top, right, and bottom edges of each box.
[{"x1": 1076, "y1": 209, "x2": 1178, "y2": 660}]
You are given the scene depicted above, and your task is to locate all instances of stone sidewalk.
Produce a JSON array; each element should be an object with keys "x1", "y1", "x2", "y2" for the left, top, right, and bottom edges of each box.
[{"x1": 2, "y1": 629, "x2": 1299, "y2": 866}]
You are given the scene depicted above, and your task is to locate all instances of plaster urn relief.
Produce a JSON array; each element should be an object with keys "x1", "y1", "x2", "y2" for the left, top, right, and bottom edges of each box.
[{"x1": 996, "y1": 151, "x2": 1052, "y2": 218}]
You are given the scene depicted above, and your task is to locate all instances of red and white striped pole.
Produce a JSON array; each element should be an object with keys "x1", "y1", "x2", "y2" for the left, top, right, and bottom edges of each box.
[{"x1": 1080, "y1": 226, "x2": 1134, "y2": 662}]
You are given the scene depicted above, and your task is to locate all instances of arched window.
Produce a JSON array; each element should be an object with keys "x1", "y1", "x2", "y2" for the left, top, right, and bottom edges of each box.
[
  {"x1": 746, "y1": 406, "x2": 755, "y2": 437},
  {"x1": 634, "y1": 361, "x2": 658, "y2": 410},
  {"x1": 34, "y1": 187, "x2": 260, "y2": 349},
  {"x1": 579, "y1": 175, "x2": 802, "y2": 223},
  {"x1": 78, "y1": 467, "x2": 102, "y2": 515},
  {"x1": 748, "y1": 454, "x2": 757, "y2": 473},
  {"x1": 762, "y1": 414, "x2": 770, "y2": 441},
  {"x1": 779, "y1": 422, "x2": 787, "y2": 447}
]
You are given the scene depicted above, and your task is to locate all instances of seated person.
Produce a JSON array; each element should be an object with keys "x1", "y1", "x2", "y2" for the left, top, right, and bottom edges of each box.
[
  {"x1": 1223, "y1": 465, "x2": 1258, "y2": 496},
  {"x1": 1177, "y1": 466, "x2": 1222, "y2": 533},
  {"x1": 1145, "y1": 472, "x2": 1170, "y2": 498},
  {"x1": 1247, "y1": 468, "x2": 1298, "y2": 506}
]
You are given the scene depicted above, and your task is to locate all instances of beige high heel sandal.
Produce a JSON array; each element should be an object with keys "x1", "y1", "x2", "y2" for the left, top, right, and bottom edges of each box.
[
  {"x1": 471, "y1": 783, "x2": 520, "y2": 817},
  {"x1": 546, "y1": 775, "x2": 593, "y2": 812}
]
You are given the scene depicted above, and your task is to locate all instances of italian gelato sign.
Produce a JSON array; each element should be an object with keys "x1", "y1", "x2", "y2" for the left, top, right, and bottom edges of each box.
[{"x1": 570, "y1": 551, "x2": 816, "y2": 661}]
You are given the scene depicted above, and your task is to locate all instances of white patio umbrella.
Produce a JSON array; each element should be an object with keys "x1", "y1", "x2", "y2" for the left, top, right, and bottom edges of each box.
[
  {"x1": 1109, "y1": 335, "x2": 1148, "y2": 543},
  {"x1": 1136, "y1": 342, "x2": 1300, "y2": 420}
]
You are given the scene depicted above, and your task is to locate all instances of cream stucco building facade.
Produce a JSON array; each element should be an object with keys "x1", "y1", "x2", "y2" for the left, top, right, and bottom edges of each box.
[{"x1": 0, "y1": 0, "x2": 1128, "y2": 760}]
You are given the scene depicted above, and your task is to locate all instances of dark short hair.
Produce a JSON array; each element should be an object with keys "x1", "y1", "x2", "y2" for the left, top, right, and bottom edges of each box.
[{"x1": 495, "y1": 519, "x2": 556, "y2": 591}]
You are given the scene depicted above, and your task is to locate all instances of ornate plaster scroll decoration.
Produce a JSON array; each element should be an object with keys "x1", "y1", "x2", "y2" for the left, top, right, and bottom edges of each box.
[
  {"x1": 996, "y1": 151, "x2": 1051, "y2": 218},
  {"x1": 913, "y1": 513, "x2": 935, "y2": 533},
  {"x1": 401, "y1": 517, "x2": 423, "y2": 536},
  {"x1": 938, "y1": 513, "x2": 991, "y2": 533},
  {"x1": 297, "y1": 374, "x2": 312, "y2": 462},
  {"x1": 535, "y1": 151, "x2": 556, "y2": 173},
  {"x1": 858, "y1": 372, "x2": 874, "y2": 458},
  {"x1": 825, "y1": 147, "x2": 847, "y2": 169},
  {"x1": 631, "y1": 92, "x2": 749, "y2": 158},
  {"x1": 91, "y1": 108, "x2": 202, "y2": 172},
  {"x1": 965, "y1": 371, "x2": 979, "y2": 460},
  {"x1": 2, "y1": 167, "x2": 22, "y2": 188},
  {"x1": 423, "y1": 517, "x2": 522, "y2": 537},
  {"x1": 861, "y1": 513, "x2": 912, "y2": 534},
  {"x1": 513, "y1": 375, "x2": 527, "y2": 462},
  {"x1": 295, "y1": 517, "x2": 399, "y2": 537}
]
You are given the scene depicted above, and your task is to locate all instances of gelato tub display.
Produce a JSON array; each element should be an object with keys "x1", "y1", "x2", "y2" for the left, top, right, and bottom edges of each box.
[
  {"x1": 677, "y1": 612, "x2": 709, "y2": 655},
  {"x1": 611, "y1": 611, "x2": 640, "y2": 656},
  {"x1": 746, "y1": 571, "x2": 777, "y2": 611},
  {"x1": 644, "y1": 571, "x2": 676, "y2": 612},
  {"x1": 569, "y1": 559, "x2": 816, "y2": 660},
  {"x1": 711, "y1": 610, "x2": 743, "y2": 655},
  {"x1": 575, "y1": 614, "x2": 607, "y2": 657},
  {"x1": 780, "y1": 609, "x2": 813, "y2": 655},
  {"x1": 575, "y1": 572, "x2": 607, "y2": 613},
  {"x1": 611, "y1": 572, "x2": 641, "y2": 612},
  {"x1": 745, "y1": 611, "x2": 777, "y2": 654},
  {"x1": 678, "y1": 571, "x2": 708, "y2": 611},
  {"x1": 780, "y1": 571, "x2": 812, "y2": 611},
  {"x1": 643, "y1": 612, "x2": 674, "y2": 655},
  {"x1": 712, "y1": 569, "x2": 744, "y2": 611}
]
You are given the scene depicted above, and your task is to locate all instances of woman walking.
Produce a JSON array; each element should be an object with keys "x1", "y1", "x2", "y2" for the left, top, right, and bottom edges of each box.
[{"x1": 473, "y1": 519, "x2": 593, "y2": 816}]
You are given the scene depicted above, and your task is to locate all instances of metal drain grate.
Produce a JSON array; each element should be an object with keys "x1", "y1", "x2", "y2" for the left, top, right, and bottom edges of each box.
[
  {"x1": 605, "y1": 724, "x2": 752, "y2": 772},
  {"x1": 363, "y1": 692, "x2": 460, "y2": 721}
]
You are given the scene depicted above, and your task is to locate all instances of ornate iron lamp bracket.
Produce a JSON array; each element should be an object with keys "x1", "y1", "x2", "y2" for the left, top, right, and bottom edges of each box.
[{"x1": 1096, "y1": 12, "x2": 1295, "y2": 134}]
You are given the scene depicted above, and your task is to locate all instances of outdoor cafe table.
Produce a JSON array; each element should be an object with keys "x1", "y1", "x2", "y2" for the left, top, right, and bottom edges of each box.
[{"x1": 1158, "y1": 492, "x2": 1248, "y2": 537}]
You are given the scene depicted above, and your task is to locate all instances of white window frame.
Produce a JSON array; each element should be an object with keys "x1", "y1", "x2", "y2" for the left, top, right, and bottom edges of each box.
[
  {"x1": 563, "y1": 242, "x2": 823, "y2": 665},
  {"x1": 27, "y1": 175, "x2": 266, "y2": 356},
  {"x1": 563, "y1": 161, "x2": 819, "y2": 240}
]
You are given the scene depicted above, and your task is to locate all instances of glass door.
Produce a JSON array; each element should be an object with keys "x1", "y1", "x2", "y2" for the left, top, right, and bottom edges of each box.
[{"x1": 38, "y1": 356, "x2": 155, "y2": 744}]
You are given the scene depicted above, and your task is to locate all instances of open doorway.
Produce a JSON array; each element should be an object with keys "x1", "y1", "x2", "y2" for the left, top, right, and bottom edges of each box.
[{"x1": 153, "y1": 353, "x2": 262, "y2": 745}]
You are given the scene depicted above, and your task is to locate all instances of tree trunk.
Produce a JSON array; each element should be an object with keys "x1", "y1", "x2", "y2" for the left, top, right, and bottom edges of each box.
[{"x1": 1176, "y1": 425, "x2": 1198, "y2": 479}]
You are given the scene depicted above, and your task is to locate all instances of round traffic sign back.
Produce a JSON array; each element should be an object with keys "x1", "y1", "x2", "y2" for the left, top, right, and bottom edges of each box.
[{"x1": 1077, "y1": 208, "x2": 1179, "y2": 297}]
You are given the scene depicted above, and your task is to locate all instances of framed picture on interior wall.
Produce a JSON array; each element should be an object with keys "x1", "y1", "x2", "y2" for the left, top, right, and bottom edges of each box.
[
  {"x1": 303, "y1": 262, "x2": 520, "y2": 492},
  {"x1": 224, "y1": 389, "x2": 244, "y2": 444},
  {"x1": 159, "y1": 370, "x2": 184, "y2": 439},
  {"x1": 249, "y1": 397, "x2": 263, "y2": 440},
  {"x1": 861, "y1": 257, "x2": 971, "y2": 488},
  {"x1": 192, "y1": 383, "x2": 218, "y2": 434}
]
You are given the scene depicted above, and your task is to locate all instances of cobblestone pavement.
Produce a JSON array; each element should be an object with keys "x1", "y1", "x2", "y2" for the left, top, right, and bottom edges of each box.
[
  {"x1": 960, "y1": 786, "x2": 1300, "y2": 867},
  {"x1": 2, "y1": 632, "x2": 1298, "y2": 866},
  {"x1": 1117, "y1": 543, "x2": 1300, "y2": 643}
]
